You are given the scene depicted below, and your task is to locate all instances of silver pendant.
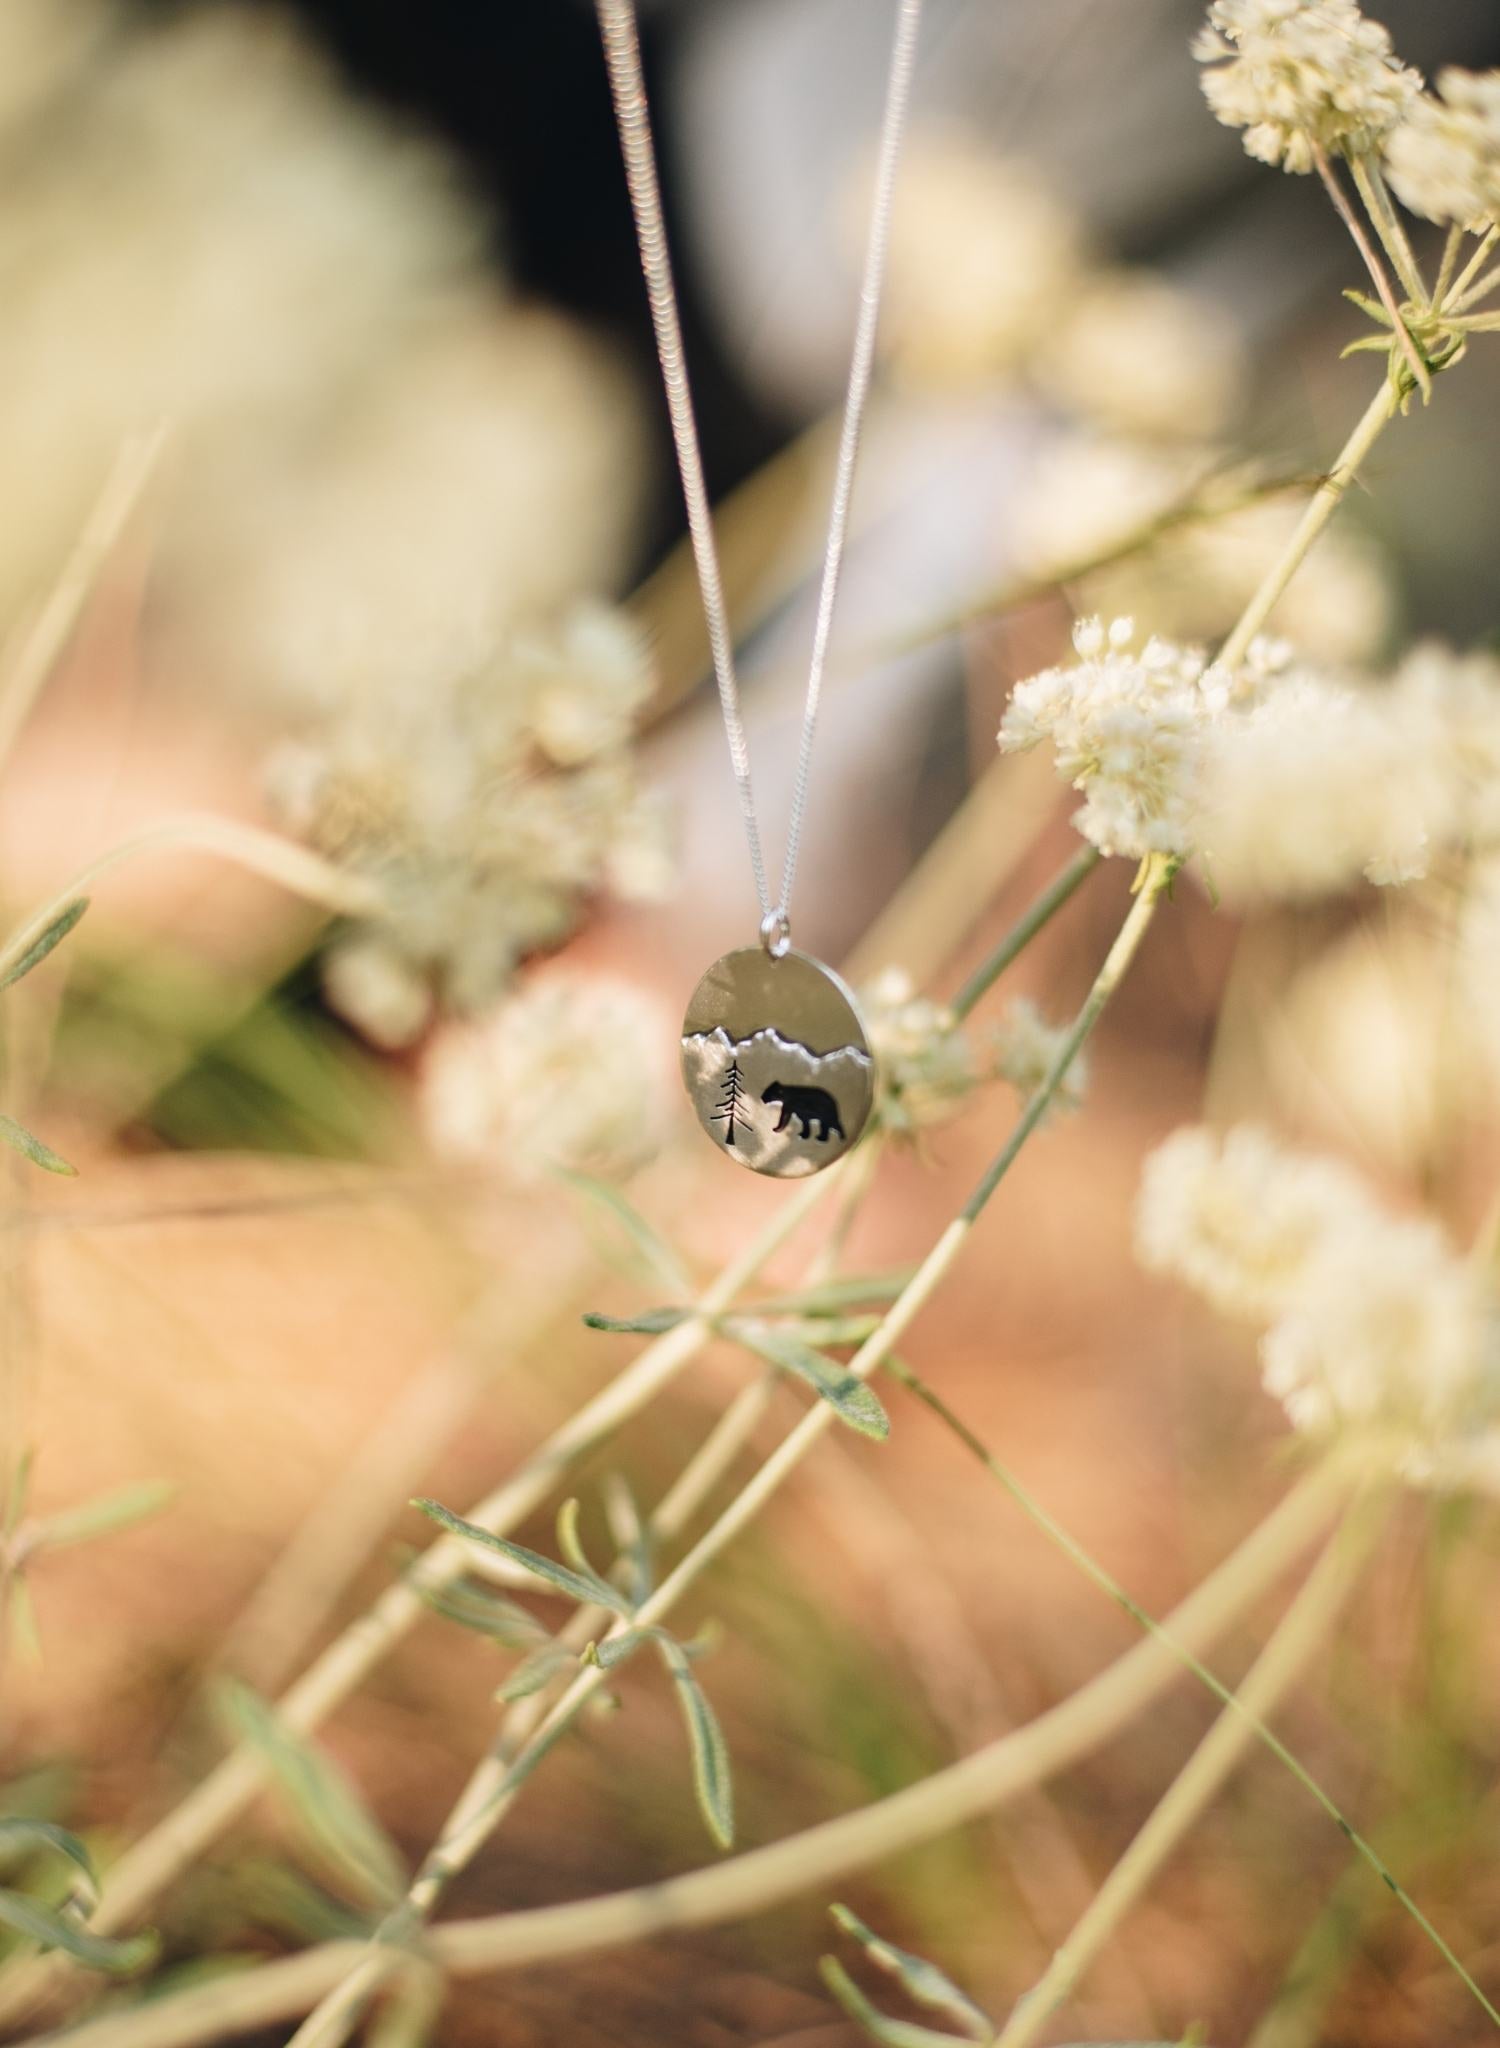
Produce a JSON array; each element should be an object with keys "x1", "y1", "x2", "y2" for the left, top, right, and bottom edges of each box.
[{"x1": 681, "y1": 945, "x2": 874, "y2": 1176}]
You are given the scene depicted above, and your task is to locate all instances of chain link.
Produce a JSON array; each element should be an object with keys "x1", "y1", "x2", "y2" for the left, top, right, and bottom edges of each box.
[{"x1": 596, "y1": 0, "x2": 924, "y2": 939}]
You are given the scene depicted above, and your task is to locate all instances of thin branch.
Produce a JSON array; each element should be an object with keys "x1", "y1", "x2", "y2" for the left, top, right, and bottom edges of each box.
[
  {"x1": 949, "y1": 845, "x2": 1102, "y2": 1022},
  {"x1": 1313, "y1": 145, "x2": 1429, "y2": 401}
]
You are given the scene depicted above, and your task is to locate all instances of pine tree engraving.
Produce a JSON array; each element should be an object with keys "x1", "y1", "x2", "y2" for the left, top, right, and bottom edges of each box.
[{"x1": 711, "y1": 1059, "x2": 745, "y2": 1146}]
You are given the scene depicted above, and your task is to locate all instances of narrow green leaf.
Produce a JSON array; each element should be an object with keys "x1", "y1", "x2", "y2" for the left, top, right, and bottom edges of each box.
[
  {"x1": 830, "y1": 1906, "x2": 992, "y2": 2040},
  {"x1": 730, "y1": 1326, "x2": 890, "y2": 1441},
  {"x1": 0, "y1": 900, "x2": 89, "y2": 992},
  {"x1": 412, "y1": 1499, "x2": 632, "y2": 1618},
  {"x1": 7, "y1": 1575, "x2": 42, "y2": 1664},
  {"x1": 30, "y1": 1481, "x2": 175, "y2": 1555},
  {"x1": 819, "y1": 1958, "x2": 966, "y2": 2047},
  {"x1": 555, "y1": 1498, "x2": 623, "y2": 1610},
  {"x1": 218, "y1": 1681, "x2": 407, "y2": 1909},
  {"x1": 582, "y1": 1307, "x2": 687, "y2": 1336},
  {"x1": 655, "y1": 1636, "x2": 734, "y2": 1850},
  {"x1": 1341, "y1": 287, "x2": 1393, "y2": 327},
  {"x1": 496, "y1": 1641, "x2": 577, "y2": 1702},
  {"x1": 0, "y1": 1890, "x2": 156, "y2": 1975},
  {"x1": 779, "y1": 1314, "x2": 883, "y2": 1347},
  {"x1": 557, "y1": 1170, "x2": 694, "y2": 1294},
  {"x1": 0, "y1": 1820, "x2": 99, "y2": 1904},
  {"x1": 0, "y1": 1113, "x2": 76, "y2": 1177},
  {"x1": 413, "y1": 1577, "x2": 550, "y2": 1651},
  {"x1": 748, "y1": 1268, "x2": 918, "y2": 1317},
  {"x1": 585, "y1": 1627, "x2": 649, "y2": 1672},
  {"x1": 1340, "y1": 335, "x2": 1397, "y2": 358},
  {"x1": 602, "y1": 1473, "x2": 654, "y2": 1605}
]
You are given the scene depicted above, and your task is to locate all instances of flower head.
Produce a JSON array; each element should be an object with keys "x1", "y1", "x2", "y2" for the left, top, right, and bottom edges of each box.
[
  {"x1": 990, "y1": 997, "x2": 1089, "y2": 1119},
  {"x1": 1195, "y1": 0, "x2": 1422, "y2": 174},
  {"x1": 421, "y1": 976, "x2": 670, "y2": 1182},
  {"x1": 999, "y1": 616, "x2": 1223, "y2": 861},
  {"x1": 1385, "y1": 68, "x2": 1500, "y2": 231},
  {"x1": 267, "y1": 606, "x2": 671, "y2": 1045},
  {"x1": 1138, "y1": 1124, "x2": 1499, "y2": 1481},
  {"x1": 864, "y1": 968, "x2": 976, "y2": 1135}
]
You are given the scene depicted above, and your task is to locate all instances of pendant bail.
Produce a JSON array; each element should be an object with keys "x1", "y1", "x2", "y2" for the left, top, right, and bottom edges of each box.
[{"x1": 759, "y1": 907, "x2": 791, "y2": 960}]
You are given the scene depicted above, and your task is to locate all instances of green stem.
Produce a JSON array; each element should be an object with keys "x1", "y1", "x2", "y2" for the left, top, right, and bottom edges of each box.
[
  {"x1": 890, "y1": 1363, "x2": 1499, "y2": 2032},
  {"x1": 1314, "y1": 147, "x2": 1429, "y2": 401},
  {"x1": 1433, "y1": 225, "x2": 1465, "y2": 309},
  {"x1": 949, "y1": 845, "x2": 1102, "y2": 1022},
  {"x1": 1450, "y1": 264, "x2": 1500, "y2": 315},
  {"x1": 1444, "y1": 226, "x2": 1499, "y2": 309},
  {"x1": 1216, "y1": 379, "x2": 1398, "y2": 674},
  {"x1": 994, "y1": 1500, "x2": 1388, "y2": 2048},
  {"x1": 0, "y1": 816, "x2": 380, "y2": 987},
  {"x1": 1349, "y1": 156, "x2": 1427, "y2": 304}
]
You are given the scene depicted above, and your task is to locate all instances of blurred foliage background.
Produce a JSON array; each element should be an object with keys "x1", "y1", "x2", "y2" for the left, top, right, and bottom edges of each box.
[{"x1": 4, "y1": 3, "x2": 1500, "y2": 2045}]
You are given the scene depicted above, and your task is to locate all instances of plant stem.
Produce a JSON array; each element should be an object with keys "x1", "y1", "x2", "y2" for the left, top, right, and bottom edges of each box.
[
  {"x1": 1433, "y1": 225, "x2": 1465, "y2": 309},
  {"x1": 1444, "y1": 226, "x2": 1499, "y2": 309},
  {"x1": 19, "y1": 1470, "x2": 1344, "y2": 2048},
  {"x1": 1215, "y1": 379, "x2": 1398, "y2": 674},
  {"x1": 949, "y1": 845, "x2": 1102, "y2": 1022},
  {"x1": 0, "y1": 430, "x2": 166, "y2": 777},
  {"x1": 1313, "y1": 147, "x2": 1429, "y2": 401},
  {"x1": 290, "y1": 860, "x2": 1173, "y2": 2048},
  {"x1": 993, "y1": 1498, "x2": 1387, "y2": 2048},
  {"x1": 895, "y1": 1360, "x2": 1500, "y2": 2035},
  {"x1": 1349, "y1": 156, "x2": 1427, "y2": 305},
  {"x1": 1451, "y1": 265, "x2": 1500, "y2": 315},
  {"x1": 0, "y1": 815, "x2": 380, "y2": 988},
  {"x1": 0, "y1": 1163, "x2": 843, "y2": 2033}
]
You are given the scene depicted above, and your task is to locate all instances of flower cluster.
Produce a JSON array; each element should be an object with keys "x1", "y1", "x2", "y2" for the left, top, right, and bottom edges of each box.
[
  {"x1": 863, "y1": 969, "x2": 976, "y2": 1136},
  {"x1": 999, "y1": 617, "x2": 1234, "y2": 862},
  {"x1": 1386, "y1": 67, "x2": 1500, "y2": 231},
  {"x1": 1004, "y1": 622, "x2": 1500, "y2": 899},
  {"x1": 1137, "y1": 1125, "x2": 1498, "y2": 1481},
  {"x1": 1195, "y1": 0, "x2": 1422, "y2": 174},
  {"x1": 420, "y1": 975, "x2": 670, "y2": 1182},
  {"x1": 268, "y1": 606, "x2": 672, "y2": 1045},
  {"x1": 991, "y1": 997, "x2": 1089, "y2": 1119}
]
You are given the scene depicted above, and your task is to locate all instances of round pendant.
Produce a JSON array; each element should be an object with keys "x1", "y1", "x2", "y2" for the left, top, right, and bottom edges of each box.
[{"x1": 680, "y1": 947, "x2": 874, "y2": 1177}]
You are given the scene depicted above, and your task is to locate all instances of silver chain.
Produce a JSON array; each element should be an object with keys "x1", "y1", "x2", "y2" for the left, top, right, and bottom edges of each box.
[{"x1": 596, "y1": 0, "x2": 924, "y2": 948}]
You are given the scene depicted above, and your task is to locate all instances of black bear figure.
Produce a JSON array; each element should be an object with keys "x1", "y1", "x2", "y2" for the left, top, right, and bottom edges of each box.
[{"x1": 761, "y1": 1080, "x2": 844, "y2": 1142}]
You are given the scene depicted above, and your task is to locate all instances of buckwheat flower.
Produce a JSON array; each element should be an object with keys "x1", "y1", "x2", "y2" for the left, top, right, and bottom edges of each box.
[
  {"x1": 1389, "y1": 640, "x2": 1500, "y2": 851},
  {"x1": 1195, "y1": 0, "x2": 1422, "y2": 175},
  {"x1": 1136, "y1": 1123, "x2": 1379, "y2": 1324},
  {"x1": 880, "y1": 131, "x2": 1085, "y2": 386},
  {"x1": 990, "y1": 997, "x2": 1088, "y2": 1118},
  {"x1": 1196, "y1": 671, "x2": 1441, "y2": 897},
  {"x1": 1139, "y1": 1124, "x2": 1500, "y2": 1483},
  {"x1": 1260, "y1": 1219, "x2": 1492, "y2": 1478},
  {"x1": 999, "y1": 617, "x2": 1219, "y2": 861},
  {"x1": 421, "y1": 977, "x2": 670, "y2": 1182},
  {"x1": 267, "y1": 607, "x2": 672, "y2": 1044},
  {"x1": 863, "y1": 969, "x2": 976, "y2": 1135},
  {"x1": 1385, "y1": 68, "x2": 1500, "y2": 231}
]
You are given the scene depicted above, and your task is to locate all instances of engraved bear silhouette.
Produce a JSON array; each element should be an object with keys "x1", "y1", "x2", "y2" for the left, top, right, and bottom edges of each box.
[{"x1": 762, "y1": 1079, "x2": 844, "y2": 1143}]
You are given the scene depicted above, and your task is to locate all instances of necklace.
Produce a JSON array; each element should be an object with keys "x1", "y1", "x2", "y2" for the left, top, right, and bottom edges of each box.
[{"x1": 597, "y1": 0, "x2": 923, "y2": 1177}]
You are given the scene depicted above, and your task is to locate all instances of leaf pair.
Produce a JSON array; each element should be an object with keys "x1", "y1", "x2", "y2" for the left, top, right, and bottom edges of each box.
[
  {"x1": 412, "y1": 1497, "x2": 734, "y2": 1850},
  {"x1": 0, "y1": 1817, "x2": 155, "y2": 1976}
]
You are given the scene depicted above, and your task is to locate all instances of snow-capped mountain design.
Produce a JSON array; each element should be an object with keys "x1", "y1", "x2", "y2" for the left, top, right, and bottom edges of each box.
[{"x1": 681, "y1": 1025, "x2": 874, "y2": 1176}]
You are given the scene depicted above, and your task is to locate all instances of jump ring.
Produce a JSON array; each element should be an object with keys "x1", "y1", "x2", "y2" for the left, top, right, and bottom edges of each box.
[{"x1": 759, "y1": 908, "x2": 791, "y2": 959}]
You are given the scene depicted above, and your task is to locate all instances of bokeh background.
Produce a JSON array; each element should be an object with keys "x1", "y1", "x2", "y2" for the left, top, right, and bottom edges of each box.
[{"x1": 5, "y1": 2, "x2": 1500, "y2": 2043}]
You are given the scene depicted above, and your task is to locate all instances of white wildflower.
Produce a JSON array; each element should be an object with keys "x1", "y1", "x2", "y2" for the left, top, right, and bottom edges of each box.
[
  {"x1": 990, "y1": 997, "x2": 1088, "y2": 1117},
  {"x1": 999, "y1": 616, "x2": 1220, "y2": 861},
  {"x1": 1196, "y1": 669, "x2": 1443, "y2": 897},
  {"x1": 863, "y1": 968, "x2": 976, "y2": 1135},
  {"x1": 1033, "y1": 273, "x2": 1246, "y2": 442},
  {"x1": 1260, "y1": 1220, "x2": 1491, "y2": 1477},
  {"x1": 1136, "y1": 1123, "x2": 1378, "y2": 1324},
  {"x1": 421, "y1": 976, "x2": 670, "y2": 1182},
  {"x1": 1385, "y1": 68, "x2": 1500, "y2": 231},
  {"x1": 1139, "y1": 1124, "x2": 1500, "y2": 1482},
  {"x1": 266, "y1": 608, "x2": 673, "y2": 1044},
  {"x1": 1389, "y1": 639, "x2": 1500, "y2": 852},
  {"x1": 1195, "y1": 0, "x2": 1422, "y2": 175},
  {"x1": 880, "y1": 131, "x2": 1085, "y2": 386}
]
